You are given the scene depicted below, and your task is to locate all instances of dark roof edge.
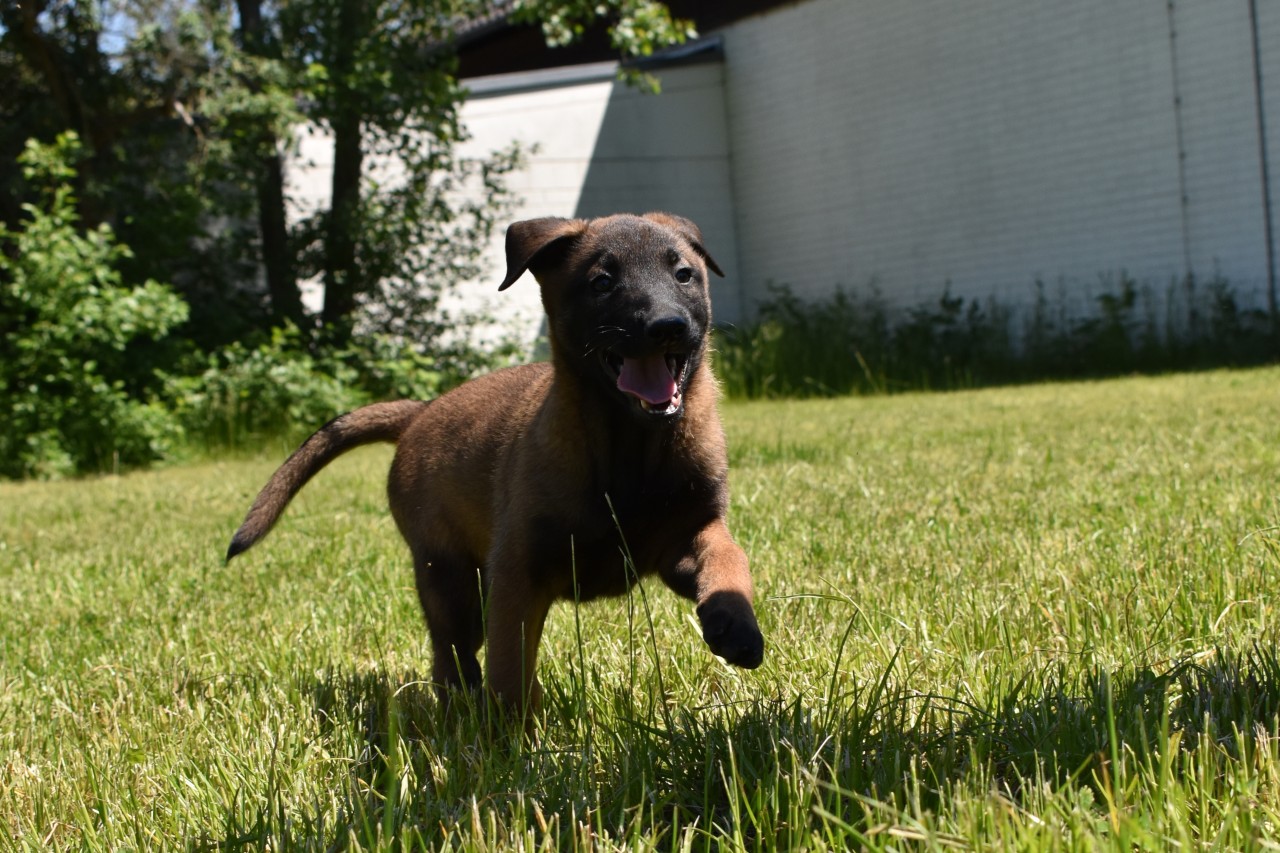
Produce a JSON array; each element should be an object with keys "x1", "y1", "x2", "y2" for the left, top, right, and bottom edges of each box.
[
  {"x1": 461, "y1": 35, "x2": 723, "y2": 97},
  {"x1": 630, "y1": 34, "x2": 724, "y2": 70}
]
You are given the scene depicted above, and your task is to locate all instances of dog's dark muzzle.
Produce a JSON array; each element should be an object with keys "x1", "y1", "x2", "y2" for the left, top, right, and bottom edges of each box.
[
  {"x1": 645, "y1": 315, "x2": 690, "y2": 346},
  {"x1": 598, "y1": 314, "x2": 702, "y2": 420}
]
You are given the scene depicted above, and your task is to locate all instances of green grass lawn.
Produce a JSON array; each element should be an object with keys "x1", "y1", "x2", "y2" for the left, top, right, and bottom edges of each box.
[{"x1": 4, "y1": 367, "x2": 1280, "y2": 850}]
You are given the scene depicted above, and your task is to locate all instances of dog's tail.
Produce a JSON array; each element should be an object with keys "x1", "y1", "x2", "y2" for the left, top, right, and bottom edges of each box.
[{"x1": 225, "y1": 400, "x2": 428, "y2": 563}]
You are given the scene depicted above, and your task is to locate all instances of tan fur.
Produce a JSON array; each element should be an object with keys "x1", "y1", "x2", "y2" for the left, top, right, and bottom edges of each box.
[{"x1": 227, "y1": 213, "x2": 763, "y2": 715}]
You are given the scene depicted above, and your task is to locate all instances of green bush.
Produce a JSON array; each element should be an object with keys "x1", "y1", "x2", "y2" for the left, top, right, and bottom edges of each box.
[
  {"x1": 332, "y1": 332, "x2": 453, "y2": 404},
  {"x1": 0, "y1": 135, "x2": 519, "y2": 477},
  {"x1": 167, "y1": 324, "x2": 369, "y2": 450},
  {"x1": 0, "y1": 134, "x2": 188, "y2": 478},
  {"x1": 166, "y1": 324, "x2": 511, "y2": 451}
]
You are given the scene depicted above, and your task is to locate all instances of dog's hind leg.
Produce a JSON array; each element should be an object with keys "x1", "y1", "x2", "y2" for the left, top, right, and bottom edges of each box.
[{"x1": 412, "y1": 549, "x2": 485, "y2": 698}]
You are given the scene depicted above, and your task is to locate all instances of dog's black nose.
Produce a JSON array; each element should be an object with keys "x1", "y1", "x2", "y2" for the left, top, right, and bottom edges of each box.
[{"x1": 646, "y1": 316, "x2": 689, "y2": 343}]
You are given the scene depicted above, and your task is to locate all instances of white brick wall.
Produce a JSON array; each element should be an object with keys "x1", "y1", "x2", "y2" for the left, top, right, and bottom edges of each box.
[
  {"x1": 1255, "y1": 0, "x2": 1280, "y2": 313},
  {"x1": 719, "y1": 0, "x2": 1275, "y2": 313},
  {"x1": 1169, "y1": 2, "x2": 1268, "y2": 294}
]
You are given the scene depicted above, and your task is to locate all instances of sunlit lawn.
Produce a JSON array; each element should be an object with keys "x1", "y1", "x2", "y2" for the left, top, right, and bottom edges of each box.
[{"x1": 3, "y1": 367, "x2": 1279, "y2": 850}]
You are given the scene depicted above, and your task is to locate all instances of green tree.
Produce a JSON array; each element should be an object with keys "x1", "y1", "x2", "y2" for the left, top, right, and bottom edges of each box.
[
  {"x1": 1, "y1": 0, "x2": 275, "y2": 348},
  {"x1": 1, "y1": 0, "x2": 695, "y2": 347}
]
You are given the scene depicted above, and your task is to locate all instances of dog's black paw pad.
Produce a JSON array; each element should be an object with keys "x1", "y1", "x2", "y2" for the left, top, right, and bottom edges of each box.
[{"x1": 697, "y1": 594, "x2": 765, "y2": 670}]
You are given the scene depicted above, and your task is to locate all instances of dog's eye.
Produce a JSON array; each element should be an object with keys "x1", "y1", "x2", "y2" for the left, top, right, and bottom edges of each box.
[
  {"x1": 675, "y1": 268, "x2": 694, "y2": 284},
  {"x1": 591, "y1": 274, "x2": 614, "y2": 293}
]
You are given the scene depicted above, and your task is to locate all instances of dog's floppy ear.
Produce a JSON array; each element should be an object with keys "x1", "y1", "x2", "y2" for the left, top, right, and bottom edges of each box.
[
  {"x1": 499, "y1": 217, "x2": 587, "y2": 290},
  {"x1": 643, "y1": 212, "x2": 725, "y2": 278}
]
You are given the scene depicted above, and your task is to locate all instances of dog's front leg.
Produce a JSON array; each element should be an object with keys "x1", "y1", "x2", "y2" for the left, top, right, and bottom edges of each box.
[
  {"x1": 663, "y1": 519, "x2": 764, "y2": 669},
  {"x1": 484, "y1": 564, "x2": 554, "y2": 718}
]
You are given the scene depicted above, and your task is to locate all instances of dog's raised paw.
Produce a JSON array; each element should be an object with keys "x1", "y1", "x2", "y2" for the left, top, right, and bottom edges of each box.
[{"x1": 696, "y1": 591, "x2": 764, "y2": 669}]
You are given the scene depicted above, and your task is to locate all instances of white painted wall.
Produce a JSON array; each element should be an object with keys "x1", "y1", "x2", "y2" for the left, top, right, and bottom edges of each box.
[
  {"x1": 288, "y1": 128, "x2": 336, "y2": 315},
  {"x1": 718, "y1": 0, "x2": 1274, "y2": 314},
  {"x1": 1172, "y1": 3, "x2": 1268, "y2": 285},
  {"x1": 1255, "y1": 0, "x2": 1280, "y2": 313}
]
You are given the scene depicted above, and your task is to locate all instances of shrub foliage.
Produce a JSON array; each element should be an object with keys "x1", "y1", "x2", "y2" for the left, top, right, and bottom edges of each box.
[{"x1": 0, "y1": 135, "x2": 188, "y2": 478}]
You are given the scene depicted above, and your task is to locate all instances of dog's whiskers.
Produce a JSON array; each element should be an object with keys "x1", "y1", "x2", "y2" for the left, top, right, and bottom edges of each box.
[{"x1": 583, "y1": 325, "x2": 629, "y2": 358}]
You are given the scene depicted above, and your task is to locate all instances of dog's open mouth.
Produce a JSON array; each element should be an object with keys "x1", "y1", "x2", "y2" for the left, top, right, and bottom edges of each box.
[{"x1": 601, "y1": 351, "x2": 688, "y2": 416}]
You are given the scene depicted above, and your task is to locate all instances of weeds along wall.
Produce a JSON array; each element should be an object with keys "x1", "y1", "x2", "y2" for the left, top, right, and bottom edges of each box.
[{"x1": 712, "y1": 276, "x2": 1279, "y2": 400}]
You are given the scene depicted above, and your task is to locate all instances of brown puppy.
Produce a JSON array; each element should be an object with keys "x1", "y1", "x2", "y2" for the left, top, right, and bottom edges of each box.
[{"x1": 226, "y1": 212, "x2": 764, "y2": 712}]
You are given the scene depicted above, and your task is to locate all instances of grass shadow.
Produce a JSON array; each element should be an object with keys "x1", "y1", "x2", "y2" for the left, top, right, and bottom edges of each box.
[
  {"x1": 197, "y1": 645, "x2": 1280, "y2": 849},
  {"x1": 640, "y1": 644, "x2": 1280, "y2": 847}
]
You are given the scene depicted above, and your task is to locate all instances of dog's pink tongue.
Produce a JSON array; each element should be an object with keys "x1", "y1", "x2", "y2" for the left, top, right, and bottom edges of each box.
[{"x1": 617, "y1": 354, "x2": 676, "y2": 404}]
